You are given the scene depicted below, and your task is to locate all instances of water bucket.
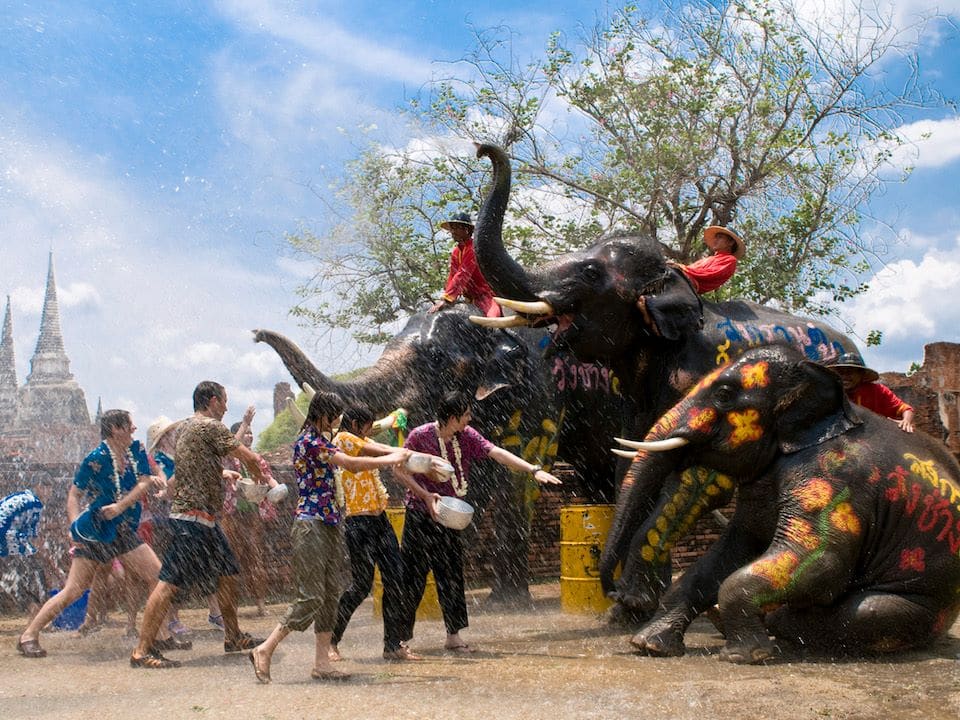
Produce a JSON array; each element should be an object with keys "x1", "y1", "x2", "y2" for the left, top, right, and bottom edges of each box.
[
  {"x1": 49, "y1": 588, "x2": 90, "y2": 631},
  {"x1": 373, "y1": 508, "x2": 441, "y2": 620},
  {"x1": 559, "y1": 505, "x2": 617, "y2": 614}
]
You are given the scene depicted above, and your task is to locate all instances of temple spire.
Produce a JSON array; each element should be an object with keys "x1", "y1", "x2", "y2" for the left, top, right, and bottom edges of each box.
[
  {"x1": 0, "y1": 296, "x2": 17, "y2": 426},
  {"x1": 26, "y1": 252, "x2": 72, "y2": 383}
]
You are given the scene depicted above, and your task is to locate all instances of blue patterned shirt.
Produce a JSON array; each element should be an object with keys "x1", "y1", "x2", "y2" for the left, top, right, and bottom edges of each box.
[
  {"x1": 292, "y1": 427, "x2": 342, "y2": 526},
  {"x1": 74, "y1": 440, "x2": 152, "y2": 528}
]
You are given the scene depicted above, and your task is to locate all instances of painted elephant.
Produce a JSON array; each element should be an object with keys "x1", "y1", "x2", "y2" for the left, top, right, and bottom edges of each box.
[
  {"x1": 469, "y1": 143, "x2": 860, "y2": 614},
  {"x1": 606, "y1": 345, "x2": 960, "y2": 662},
  {"x1": 254, "y1": 303, "x2": 621, "y2": 602}
]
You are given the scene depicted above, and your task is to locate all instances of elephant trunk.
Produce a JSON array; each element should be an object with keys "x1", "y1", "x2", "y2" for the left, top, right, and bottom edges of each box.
[
  {"x1": 253, "y1": 329, "x2": 417, "y2": 416},
  {"x1": 599, "y1": 400, "x2": 691, "y2": 594},
  {"x1": 474, "y1": 143, "x2": 540, "y2": 302}
]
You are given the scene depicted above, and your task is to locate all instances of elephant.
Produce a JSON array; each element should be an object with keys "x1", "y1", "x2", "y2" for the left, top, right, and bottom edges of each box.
[
  {"x1": 469, "y1": 143, "x2": 860, "y2": 614},
  {"x1": 605, "y1": 345, "x2": 960, "y2": 663},
  {"x1": 254, "y1": 303, "x2": 622, "y2": 602}
]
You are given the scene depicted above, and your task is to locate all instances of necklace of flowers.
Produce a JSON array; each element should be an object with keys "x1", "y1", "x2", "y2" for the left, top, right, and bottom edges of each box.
[
  {"x1": 106, "y1": 442, "x2": 137, "y2": 500},
  {"x1": 434, "y1": 422, "x2": 466, "y2": 497}
]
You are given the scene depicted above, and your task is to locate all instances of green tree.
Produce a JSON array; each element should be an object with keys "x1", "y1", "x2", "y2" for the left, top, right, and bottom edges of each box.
[{"x1": 290, "y1": 0, "x2": 951, "y2": 341}]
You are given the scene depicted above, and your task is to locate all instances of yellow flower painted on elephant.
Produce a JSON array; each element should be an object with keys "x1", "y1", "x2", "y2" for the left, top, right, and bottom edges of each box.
[
  {"x1": 793, "y1": 478, "x2": 834, "y2": 512},
  {"x1": 899, "y1": 547, "x2": 925, "y2": 573},
  {"x1": 726, "y1": 409, "x2": 763, "y2": 447},
  {"x1": 819, "y1": 448, "x2": 848, "y2": 474},
  {"x1": 829, "y1": 502, "x2": 861, "y2": 536},
  {"x1": 740, "y1": 361, "x2": 769, "y2": 389},
  {"x1": 784, "y1": 518, "x2": 819, "y2": 551},
  {"x1": 751, "y1": 551, "x2": 799, "y2": 590},
  {"x1": 687, "y1": 407, "x2": 717, "y2": 433}
]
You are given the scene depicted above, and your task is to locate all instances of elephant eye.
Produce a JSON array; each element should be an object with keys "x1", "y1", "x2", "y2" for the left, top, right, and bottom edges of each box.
[{"x1": 713, "y1": 384, "x2": 738, "y2": 406}]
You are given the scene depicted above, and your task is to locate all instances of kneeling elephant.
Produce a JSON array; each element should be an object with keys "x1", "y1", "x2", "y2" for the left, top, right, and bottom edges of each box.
[{"x1": 603, "y1": 345, "x2": 960, "y2": 663}]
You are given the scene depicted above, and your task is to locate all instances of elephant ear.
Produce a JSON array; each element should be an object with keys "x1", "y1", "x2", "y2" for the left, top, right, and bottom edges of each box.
[
  {"x1": 775, "y1": 360, "x2": 862, "y2": 454},
  {"x1": 642, "y1": 267, "x2": 705, "y2": 341}
]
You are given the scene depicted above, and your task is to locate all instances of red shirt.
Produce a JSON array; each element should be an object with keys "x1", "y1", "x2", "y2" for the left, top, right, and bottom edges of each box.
[
  {"x1": 848, "y1": 382, "x2": 913, "y2": 420},
  {"x1": 442, "y1": 238, "x2": 500, "y2": 317},
  {"x1": 682, "y1": 251, "x2": 737, "y2": 293}
]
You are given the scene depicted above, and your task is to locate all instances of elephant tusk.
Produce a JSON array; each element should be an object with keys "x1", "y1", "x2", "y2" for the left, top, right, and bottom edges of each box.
[
  {"x1": 494, "y1": 297, "x2": 554, "y2": 315},
  {"x1": 614, "y1": 436, "x2": 689, "y2": 452},
  {"x1": 285, "y1": 397, "x2": 306, "y2": 425},
  {"x1": 611, "y1": 448, "x2": 637, "y2": 459},
  {"x1": 469, "y1": 314, "x2": 529, "y2": 328},
  {"x1": 301, "y1": 382, "x2": 316, "y2": 400},
  {"x1": 476, "y1": 383, "x2": 509, "y2": 401}
]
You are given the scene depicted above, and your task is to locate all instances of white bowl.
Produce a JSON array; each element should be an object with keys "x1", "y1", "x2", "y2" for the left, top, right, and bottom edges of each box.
[
  {"x1": 405, "y1": 453, "x2": 433, "y2": 474},
  {"x1": 436, "y1": 496, "x2": 474, "y2": 530},
  {"x1": 237, "y1": 478, "x2": 269, "y2": 503},
  {"x1": 432, "y1": 458, "x2": 455, "y2": 479},
  {"x1": 266, "y1": 484, "x2": 289, "y2": 504}
]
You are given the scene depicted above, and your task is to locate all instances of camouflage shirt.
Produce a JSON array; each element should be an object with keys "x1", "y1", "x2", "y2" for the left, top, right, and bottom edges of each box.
[{"x1": 170, "y1": 415, "x2": 239, "y2": 517}]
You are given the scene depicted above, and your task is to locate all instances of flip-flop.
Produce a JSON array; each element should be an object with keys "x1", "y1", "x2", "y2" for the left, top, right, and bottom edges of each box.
[
  {"x1": 248, "y1": 650, "x2": 271, "y2": 684},
  {"x1": 311, "y1": 669, "x2": 351, "y2": 681}
]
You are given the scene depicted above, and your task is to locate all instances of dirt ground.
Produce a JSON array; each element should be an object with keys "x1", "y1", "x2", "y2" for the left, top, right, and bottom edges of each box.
[{"x1": 1, "y1": 582, "x2": 958, "y2": 720}]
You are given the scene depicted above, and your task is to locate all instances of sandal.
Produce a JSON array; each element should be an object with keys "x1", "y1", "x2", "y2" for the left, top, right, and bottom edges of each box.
[
  {"x1": 16, "y1": 637, "x2": 47, "y2": 658},
  {"x1": 225, "y1": 632, "x2": 264, "y2": 653},
  {"x1": 310, "y1": 668, "x2": 351, "y2": 681},
  {"x1": 152, "y1": 636, "x2": 193, "y2": 651},
  {"x1": 248, "y1": 650, "x2": 271, "y2": 684},
  {"x1": 130, "y1": 650, "x2": 181, "y2": 669}
]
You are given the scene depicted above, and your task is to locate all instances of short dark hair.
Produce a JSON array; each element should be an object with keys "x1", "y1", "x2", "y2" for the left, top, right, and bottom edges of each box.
[
  {"x1": 435, "y1": 391, "x2": 472, "y2": 424},
  {"x1": 229, "y1": 421, "x2": 242, "y2": 434},
  {"x1": 193, "y1": 381, "x2": 225, "y2": 411},
  {"x1": 101, "y1": 409, "x2": 132, "y2": 440},
  {"x1": 340, "y1": 405, "x2": 375, "y2": 434},
  {"x1": 305, "y1": 391, "x2": 344, "y2": 432}
]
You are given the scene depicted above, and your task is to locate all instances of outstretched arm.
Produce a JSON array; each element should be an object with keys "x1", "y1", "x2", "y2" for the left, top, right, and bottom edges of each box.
[{"x1": 486, "y1": 446, "x2": 562, "y2": 485}]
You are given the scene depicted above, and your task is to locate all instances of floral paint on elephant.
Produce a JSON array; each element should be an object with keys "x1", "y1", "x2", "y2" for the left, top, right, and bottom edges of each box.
[
  {"x1": 490, "y1": 407, "x2": 563, "y2": 522},
  {"x1": 713, "y1": 318, "x2": 847, "y2": 365}
]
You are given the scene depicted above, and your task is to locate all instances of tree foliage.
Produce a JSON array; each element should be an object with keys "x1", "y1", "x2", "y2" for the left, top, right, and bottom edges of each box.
[{"x1": 289, "y1": 0, "x2": 950, "y2": 342}]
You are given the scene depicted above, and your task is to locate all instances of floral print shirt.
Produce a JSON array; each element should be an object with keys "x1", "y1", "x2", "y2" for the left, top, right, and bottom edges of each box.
[
  {"x1": 292, "y1": 427, "x2": 342, "y2": 526},
  {"x1": 74, "y1": 440, "x2": 152, "y2": 528},
  {"x1": 333, "y1": 431, "x2": 389, "y2": 517}
]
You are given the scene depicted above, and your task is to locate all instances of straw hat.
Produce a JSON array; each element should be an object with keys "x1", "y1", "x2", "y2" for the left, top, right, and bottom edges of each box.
[
  {"x1": 440, "y1": 212, "x2": 474, "y2": 233},
  {"x1": 146, "y1": 416, "x2": 181, "y2": 453},
  {"x1": 826, "y1": 353, "x2": 879, "y2": 382},
  {"x1": 704, "y1": 226, "x2": 746, "y2": 259}
]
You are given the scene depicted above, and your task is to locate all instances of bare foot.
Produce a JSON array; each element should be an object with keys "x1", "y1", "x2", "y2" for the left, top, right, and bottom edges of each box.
[{"x1": 328, "y1": 645, "x2": 342, "y2": 662}]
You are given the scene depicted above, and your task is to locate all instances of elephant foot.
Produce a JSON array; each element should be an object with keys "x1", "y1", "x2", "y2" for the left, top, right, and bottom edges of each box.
[
  {"x1": 605, "y1": 602, "x2": 653, "y2": 628},
  {"x1": 630, "y1": 626, "x2": 686, "y2": 657},
  {"x1": 718, "y1": 635, "x2": 777, "y2": 664}
]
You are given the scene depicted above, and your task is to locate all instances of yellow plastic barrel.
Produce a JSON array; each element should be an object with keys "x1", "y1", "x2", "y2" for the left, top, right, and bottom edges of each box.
[
  {"x1": 372, "y1": 508, "x2": 441, "y2": 620},
  {"x1": 560, "y1": 504, "x2": 617, "y2": 614}
]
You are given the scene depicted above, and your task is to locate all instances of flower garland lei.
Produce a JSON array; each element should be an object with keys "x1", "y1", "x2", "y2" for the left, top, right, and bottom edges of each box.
[
  {"x1": 105, "y1": 442, "x2": 137, "y2": 500},
  {"x1": 435, "y1": 422, "x2": 466, "y2": 497}
]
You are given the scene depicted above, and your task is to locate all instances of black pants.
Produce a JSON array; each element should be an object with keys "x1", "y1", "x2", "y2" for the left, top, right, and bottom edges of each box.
[
  {"x1": 399, "y1": 508, "x2": 468, "y2": 640},
  {"x1": 332, "y1": 513, "x2": 405, "y2": 650}
]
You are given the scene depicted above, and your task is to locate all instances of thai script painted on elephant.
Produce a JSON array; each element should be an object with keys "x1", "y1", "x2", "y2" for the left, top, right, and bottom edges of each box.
[
  {"x1": 879, "y1": 459, "x2": 960, "y2": 555},
  {"x1": 712, "y1": 318, "x2": 846, "y2": 366},
  {"x1": 551, "y1": 357, "x2": 620, "y2": 395}
]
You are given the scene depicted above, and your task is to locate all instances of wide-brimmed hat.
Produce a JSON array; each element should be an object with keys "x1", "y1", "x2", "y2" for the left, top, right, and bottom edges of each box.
[
  {"x1": 704, "y1": 226, "x2": 746, "y2": 259},
  {"x1": 440, "y1": 212, "x2": 474, "y2": 233},
  {"x1": 146, "y1": 416, "x2": 181, "y2": 453},
  {"x1": 826, "y1": 353, "x2": 879, "y2": 382}
]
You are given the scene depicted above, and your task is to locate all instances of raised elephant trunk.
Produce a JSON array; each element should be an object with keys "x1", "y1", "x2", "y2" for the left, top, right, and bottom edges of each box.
[
  {"x1": 252, "y1": 329, "x2": 418, "y2": 418},
  {"x1": 474, "y1": 143, "x2": 540, "y2": 302}
]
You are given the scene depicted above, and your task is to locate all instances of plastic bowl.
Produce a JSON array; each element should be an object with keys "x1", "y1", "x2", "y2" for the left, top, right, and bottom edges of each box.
[
  {"x1": 238, "y1": 478, "x2": 269, "y2": 503},
  {"x1": 405, "y1": 453, "x2": 433, "y2": 474},
  {"x1": 436, "y1": 496, "x2": 474, "y2": 530},
  {"x1": 266, "y1": 483, "x2": 289, "y2": 505}
]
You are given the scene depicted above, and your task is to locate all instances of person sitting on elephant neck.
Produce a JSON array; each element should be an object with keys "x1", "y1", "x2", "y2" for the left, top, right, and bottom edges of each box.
[
  {"x1": 429, "y1": 212, "x2": 502, "y2": 318},
  {"x1": 636, "y1": 225, "x2": 745, "y2": 335},
  {"x1": 826, "y1": 353, "x2": 915, "y2": 432}
]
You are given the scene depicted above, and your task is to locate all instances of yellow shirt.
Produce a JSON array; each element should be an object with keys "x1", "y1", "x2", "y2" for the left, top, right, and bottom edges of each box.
[{"x1": 332, "y1": 431, "x2": 389, "y2": 516}]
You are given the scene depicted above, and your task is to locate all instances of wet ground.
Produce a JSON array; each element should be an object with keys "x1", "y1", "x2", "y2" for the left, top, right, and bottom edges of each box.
[{"x1": 1, "y1": 582, "x2": 958, "y2": 720}]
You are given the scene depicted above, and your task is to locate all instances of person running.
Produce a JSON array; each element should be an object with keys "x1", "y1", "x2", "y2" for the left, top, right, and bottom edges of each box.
[
  {"x1": 17, "y1": 410, "x2": 177, "y2": 659},
  {"x1": 130, "y1": 381, "x2": 275, "y2": 669},
  {"x1": 247, "y1": 391, "x2": 409, "y2": 684}
]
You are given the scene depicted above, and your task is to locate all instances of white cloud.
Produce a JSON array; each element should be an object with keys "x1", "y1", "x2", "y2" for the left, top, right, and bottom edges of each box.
[
  {"x1": 841, "y1": 230, "x2": 960, "y2": 371},
  {"x1": 886, "y1": 117, "x2": 960, "y2": 171}
]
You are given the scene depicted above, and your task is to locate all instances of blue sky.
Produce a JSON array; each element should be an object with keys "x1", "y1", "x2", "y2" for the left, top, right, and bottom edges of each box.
[{"x1": 1, "y1": 0, "x2": 959, "y2": 442}]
